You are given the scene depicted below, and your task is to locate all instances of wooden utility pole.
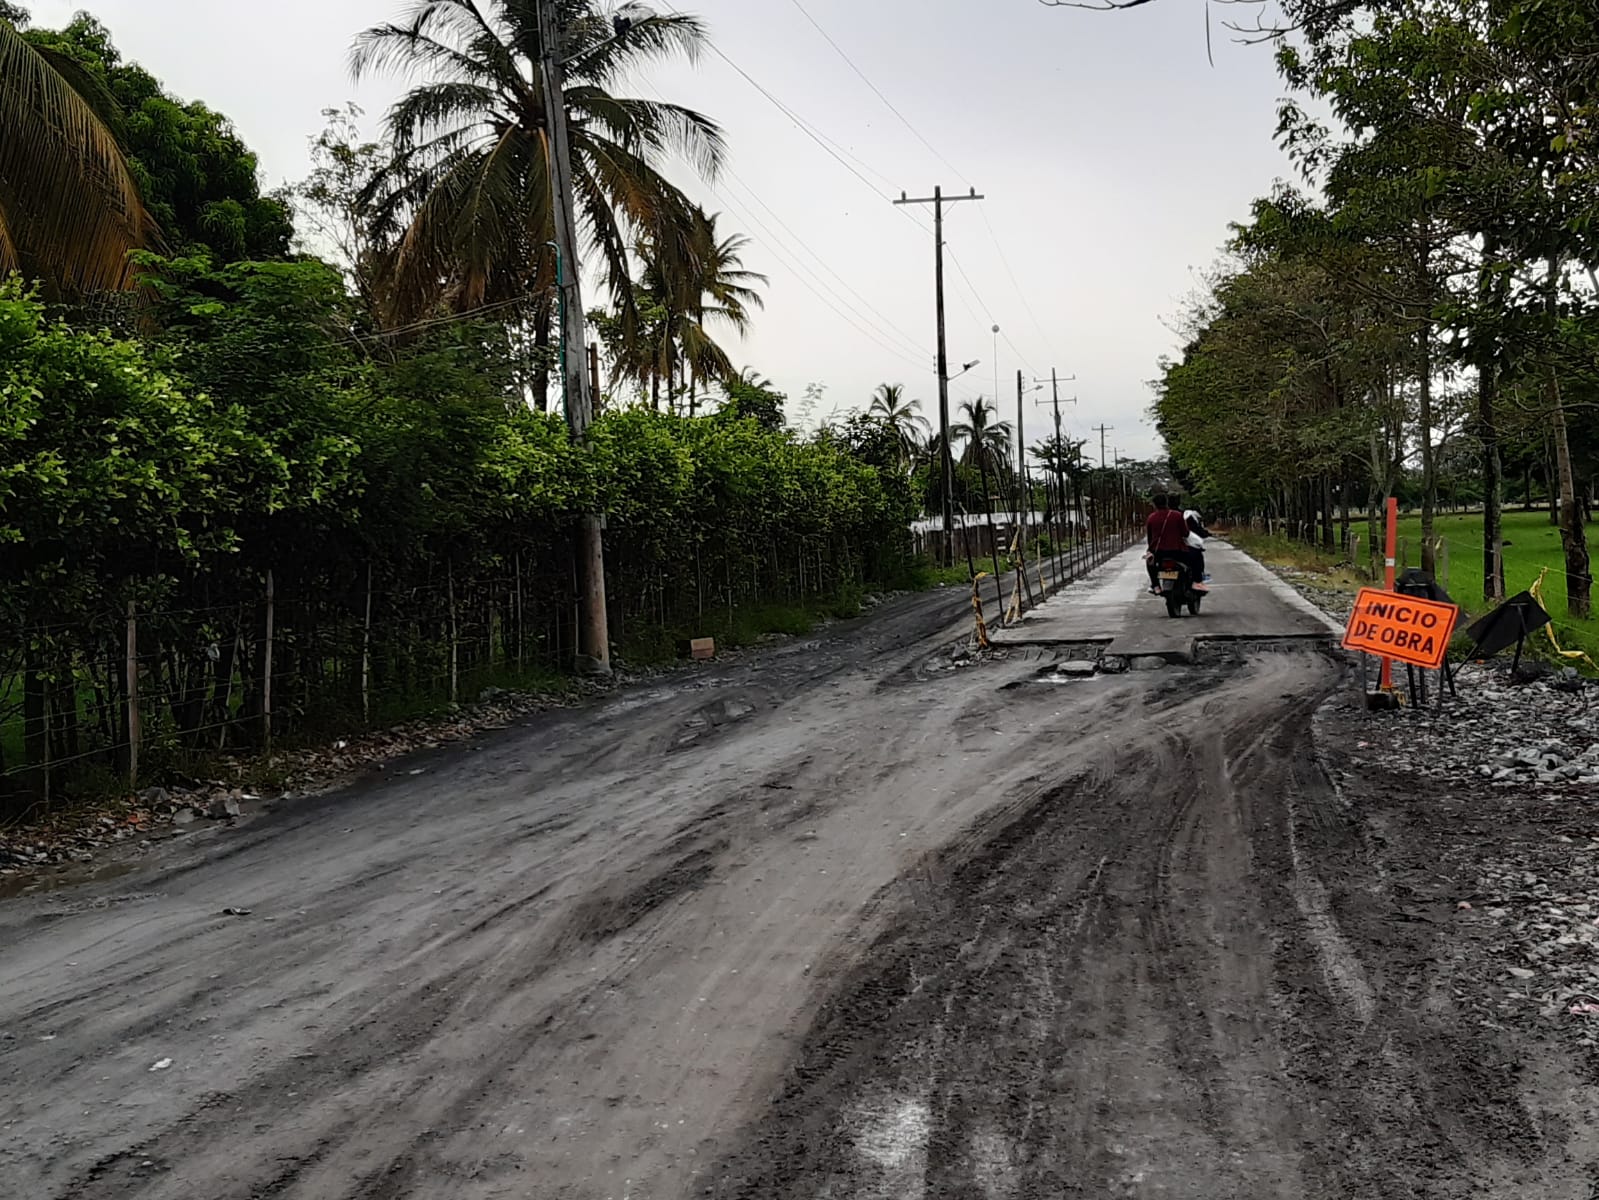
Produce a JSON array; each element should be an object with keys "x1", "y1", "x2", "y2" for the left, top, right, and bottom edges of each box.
[
  {"x1": 1093, "y1": 423, "x2": 1114, "y2": 470},
  {"x1": 895, "y1": 185, "x2": 983, "y2": 565},
  {"x1": 537, "y1": 0, "x2": 611, "y2": 675}
]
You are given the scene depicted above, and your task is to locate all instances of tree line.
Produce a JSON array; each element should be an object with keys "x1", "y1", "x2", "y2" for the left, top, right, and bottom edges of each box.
[
  {"x1": 0, "y1": 3, "x2": 926, "y2": 812},
  {"x1": 1133, "y1": 0, "x2": 1599, "y2": 616}
]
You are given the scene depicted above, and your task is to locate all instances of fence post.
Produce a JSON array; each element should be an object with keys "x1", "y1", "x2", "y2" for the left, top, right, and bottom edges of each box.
[
  {"x1": 514, "y1": 551, "x2": 525, "y2": 670},
  {"x1": 447, "y1": 563, "x2": 459, "y2": 705},
  {"x1": 126, "y1": 599, "x2": 140, "y2": 790},
  {"x1": 263, "y1": 570, "x2": 274, "y2": 756},
  {"x1": 362, "y1": 562, "x2": 373, "y2": 726},
  {"x1": 220, "y1": 617, "x2": 241, "y2": 751}
]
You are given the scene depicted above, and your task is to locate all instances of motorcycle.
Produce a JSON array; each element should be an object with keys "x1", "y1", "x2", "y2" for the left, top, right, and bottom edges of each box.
[{"x1": 1156, "y1": 556, "x2": 1203, "y2": 619}]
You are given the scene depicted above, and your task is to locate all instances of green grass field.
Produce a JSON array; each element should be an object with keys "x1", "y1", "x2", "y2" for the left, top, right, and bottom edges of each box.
[
  {"x1": 1392, "y1": 508, "x2": 1599, "y2": 661},
  {"x1": 1396, "y1": 509, "x2": 1571, "y2": 601},
  {"x1": 1246, "y1": 507, "x2": 1597, "y2": 662}
]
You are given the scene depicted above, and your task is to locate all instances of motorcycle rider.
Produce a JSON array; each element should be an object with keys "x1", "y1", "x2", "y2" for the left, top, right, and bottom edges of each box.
[{"x1": 1145, "y1": 493, "x2": 1207, "y2": 594}]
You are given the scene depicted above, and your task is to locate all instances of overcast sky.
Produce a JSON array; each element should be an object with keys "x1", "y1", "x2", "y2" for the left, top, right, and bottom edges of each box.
[{"x1": 28, "y1": 0, "x2": 1298, "y2": 460}]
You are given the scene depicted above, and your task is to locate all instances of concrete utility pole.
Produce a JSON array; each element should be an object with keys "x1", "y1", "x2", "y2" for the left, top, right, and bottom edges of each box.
[
  {"x1": 895, "y1": 185, "x2": 983, "y2": 565},
  {"x1": 537, "y1": 0, "x2": 610, "y2": 676},
  {"x1": 1016, "y1": 370, "x2": 1027, "y2": 520}
]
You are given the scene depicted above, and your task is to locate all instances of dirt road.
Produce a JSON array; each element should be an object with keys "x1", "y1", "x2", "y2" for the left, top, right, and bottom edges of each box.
[{"x1": 1, "y1": 552, "x2": 1594, "y2": 1198}]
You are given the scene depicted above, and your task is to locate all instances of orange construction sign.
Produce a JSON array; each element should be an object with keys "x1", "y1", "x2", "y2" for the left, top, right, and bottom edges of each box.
[{"x1": 1342, "y1": 588, "x2": 1460, "y2": 670}]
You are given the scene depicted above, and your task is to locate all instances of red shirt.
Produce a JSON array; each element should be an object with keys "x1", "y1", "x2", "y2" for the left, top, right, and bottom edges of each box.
[{"x1": 1146, "y1": 509, "x2": 1190, "y2": 553}]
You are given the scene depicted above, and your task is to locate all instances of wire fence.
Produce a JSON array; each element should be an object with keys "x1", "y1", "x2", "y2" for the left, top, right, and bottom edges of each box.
[
  {"x1": 0, "y1": 509, "x2": 1149, "y2": 823},
  {"x1": 0, "y1": 524, "x2": 927, "y2": 821}
]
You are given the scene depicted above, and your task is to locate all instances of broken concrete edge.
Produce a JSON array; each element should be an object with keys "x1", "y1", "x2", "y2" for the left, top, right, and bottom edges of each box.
[
  {"x1": 1010, "y1": 631, "x2": 1341, "y2": 661},
  {"x1": 1026, "y1": 635, "x2": 1347, "y2": 683}
]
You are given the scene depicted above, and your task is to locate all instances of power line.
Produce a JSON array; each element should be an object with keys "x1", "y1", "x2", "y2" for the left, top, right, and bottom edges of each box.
[
  {"x1": 631, "y1": 77, "x2": 932, "y2": 366},
  {"x1": 780, "y1": 0, "x2": 1059, "y2": 368},
  {"x1": 712, "y1": 179, "x2": 931, "y2": 372},
  {"x1": 716, "y1": 164, "x2": 927, "y2": 356},
  {"x1": 979, "y1": 207, "x2": 1060, "y2": 360},
  {"x1": 785, "y1": 0, "x2": 972, "y2": 186},
  {"x1": 646, "y1": 8, "x2": 1041, "y2": 405},
  {"x1": 944, "y1": 247, "x2": 1040, "y2": 378},
  {"x1": 702, "y1": 43, "x2": 897, "y2": 203},
  {"x1": 326, "y1": 294, "x2": 534, "y2": 350}
]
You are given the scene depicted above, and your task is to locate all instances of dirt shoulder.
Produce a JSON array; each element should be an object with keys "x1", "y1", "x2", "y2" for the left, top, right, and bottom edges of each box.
[{"x1": 0, "y1": 583, "x2": 977, "y2": 895}]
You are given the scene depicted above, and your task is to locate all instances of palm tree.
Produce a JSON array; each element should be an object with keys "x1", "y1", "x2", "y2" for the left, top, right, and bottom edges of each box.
[
  {"x1": 0, "y1": 7, "x2": 152, "y2": 292},
  {"x1": 951, "y1": 396, "x2": 1013, "y2": 477},
  {"x1": 639, "y1": 206, "x2": 765, "y2": 413},
  {"x1": 868, "y1": 383, "x2": 930, "y2": 468},
  {"x1": 734, "y1": 366, "x2": 771, "y2": 387},
  {"x1": 352, "y1": 1, "x2": 724, "y2": 344}
]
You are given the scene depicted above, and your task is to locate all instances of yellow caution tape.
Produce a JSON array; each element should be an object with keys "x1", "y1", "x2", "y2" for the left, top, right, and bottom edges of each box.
[
  {"x1": 1530, "y1": 568, "x2": 1599, "y2": 671},
  {"x1": 971, "y1": 572, "x2": 992, "y2": 650},
  {"x1": 1004, "y1": 531, "x2": 1026, "y2": 625}
]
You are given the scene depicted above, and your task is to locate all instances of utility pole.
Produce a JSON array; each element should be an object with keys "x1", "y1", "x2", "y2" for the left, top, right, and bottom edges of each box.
[
  {"x1": 895, "y1": 185, "x2": 983, "y2": 565},
  {"x1": 1093, "y1": 423, "x2": 1114, "y2": 470},
  {"x1": 1016, "y1": 370, "x2": 1027, "y2": 523},
  {"x1": 1033, "y1": 371, "x2": 1076, "y2": 578},
  {"x1": 537, "y1": 0, "x2": 609, "y2": 676}
]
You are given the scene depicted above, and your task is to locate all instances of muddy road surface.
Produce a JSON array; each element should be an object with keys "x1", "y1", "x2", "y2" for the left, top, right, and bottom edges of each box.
[{"x1": 1, "y1": 557, "x2": 1591, "y2": 1198}]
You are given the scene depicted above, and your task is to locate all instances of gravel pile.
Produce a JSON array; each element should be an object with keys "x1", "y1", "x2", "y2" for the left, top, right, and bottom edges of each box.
[
  {"x1": 1333, "y1": 666, "x2": 1599, "y2": 1042},
  {"x1": 1374, "y1": 671, "x2": 1598, "y2": 783},
  {"x1": 1471, "y1": 853, "x2": 1599, "y2": 1039},
  {"x1": 1259, "y1": 541, "x2": 1599, "y2": 1044},
  {"x1": 1269, "y1": 564, "x2": 1358, "y2": 625}
]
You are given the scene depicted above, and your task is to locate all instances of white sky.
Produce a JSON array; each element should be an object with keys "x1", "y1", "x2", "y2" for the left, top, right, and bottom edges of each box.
[{"x1": 28, "y1": 0, "x2": 1300, "y2": 459}]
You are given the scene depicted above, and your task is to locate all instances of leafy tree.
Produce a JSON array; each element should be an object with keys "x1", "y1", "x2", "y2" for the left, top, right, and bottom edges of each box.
[
  {"x1": 0, "y1": 279, "x2": 270, "y2": 619},
  {"x1": 0, "y1": 6, "x2": 151, "y2": 292},
  {"x1": 721, "y1": 368, "x2": 786, "y2": 432},
  {"x1": 292, "y1": 104, "x2": 388, "y2": 309},
  {"x1": 132, "y1": 252, "x2": 364, "y2": 575},
  {"x1": 23, "y1": 14, "x2": 292, "y2": 262}
]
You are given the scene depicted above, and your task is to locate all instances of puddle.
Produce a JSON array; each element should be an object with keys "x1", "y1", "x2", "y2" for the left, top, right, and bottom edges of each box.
[{"x1": 0, "y1": 856, "x2": 142, "y2": 900}]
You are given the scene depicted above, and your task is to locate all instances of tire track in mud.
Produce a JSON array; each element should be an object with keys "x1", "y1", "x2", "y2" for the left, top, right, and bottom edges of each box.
[
  {"x1": 4, "y1": 585, "x2": 1043, "y2": 1200},
  {"x1": 699, "y1": 652, "x2": 1352, "y2": 1200},
  {"x1": 702, "y1": 648, "x2": 1599, "y2": 1200},
  {"x1": 1254, "y1": 730, "x2": 1560, "y2": 1200}
]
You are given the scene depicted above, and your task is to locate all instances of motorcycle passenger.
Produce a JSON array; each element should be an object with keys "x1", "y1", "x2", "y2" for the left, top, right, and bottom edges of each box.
[
  {"x1": 1182, "y1": 506, "x2": 1212, "y2": 583},
  {"x1": 1145, "y1": 493, "x2": 1206, "y2": 594}
]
